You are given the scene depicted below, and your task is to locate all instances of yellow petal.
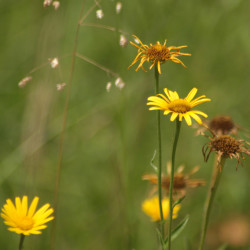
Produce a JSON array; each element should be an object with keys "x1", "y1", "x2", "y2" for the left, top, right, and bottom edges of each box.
[
  {"x1": 183, "y1": 114, "x2": 192, "y2": 126},
  {"x1": 185, "y1": 88, "x2": 197, "y2": 102},
  {"x1": 170, "y1": 112, "x2": 178, "y2": 121},
  {"x1": 28, "y1": 197, "x2": 39, "y2": 217}
]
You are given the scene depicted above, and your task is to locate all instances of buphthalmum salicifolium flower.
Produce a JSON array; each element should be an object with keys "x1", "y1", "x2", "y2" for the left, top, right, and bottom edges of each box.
[
  {"x1": 1, "y1": 196, "x2": 54, "y2": 235},
  {"x1": 143, "y1": 163, "x2": 205, "y2": 198},
  {"x1": 147, "y1": 88, "x2": 211, "y2": 126},
  {"x1": 142, "y1": 196, "x2": 181, "y2": 221},
  {"x1": 128, "y1": 35, "x2": 191, "y2": 74}
]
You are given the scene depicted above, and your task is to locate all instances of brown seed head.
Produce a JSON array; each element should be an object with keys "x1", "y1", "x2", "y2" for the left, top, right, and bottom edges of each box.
[
  {"x1": 209, "y1": 115, "x2": 235, "y2": 134},
  {"x1": 212, "y1": 135, "x2": 240, "y2": 157}
]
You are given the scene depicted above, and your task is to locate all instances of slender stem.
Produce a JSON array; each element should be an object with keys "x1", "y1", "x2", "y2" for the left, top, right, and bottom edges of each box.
[
  {"x1": 19, "y1": 234, "x2": 25, "y2": 250},
  {"x1": 154, "y1": 67, "x2": 164, "y2": 238},
  {"x1": 198, "y1": 157, "x2": 226, "y2": 250},
  {"x1": 50, "y1": 2, "x2": 86, "y2": 249},
  {"x1": 168, "y1": 120, "x2": 181, "y2": 250}
]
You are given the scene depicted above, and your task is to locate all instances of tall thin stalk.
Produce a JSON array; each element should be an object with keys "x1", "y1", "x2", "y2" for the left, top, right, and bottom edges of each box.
[
  {"x1": 50, "y1": 2, "x2": 86, "y2": 249},
  {"x1": 198, "y1": 157, "x2": 226, "y2": 250},
  {"x1": 168, "y1": 120, "x2": 181, "y2": 250},
  {"x1": 154, "y1": 67, "x2": 164, "y2": 238}
]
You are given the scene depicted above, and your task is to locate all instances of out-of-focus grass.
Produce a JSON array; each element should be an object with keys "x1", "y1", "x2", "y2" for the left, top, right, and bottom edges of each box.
[{"x1": 0, "y1": 0, "x2": 249, "y2": 249}]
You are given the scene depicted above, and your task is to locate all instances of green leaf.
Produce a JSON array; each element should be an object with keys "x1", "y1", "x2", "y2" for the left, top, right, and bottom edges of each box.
[
  {"x1": 164, "y1": 215, "x2": 190, "y2": 244},
  {"x1": 155, "y1": 228, "x2": 164, "y2": 246},
  {"x1": 173, "y1": 196, "x2": 185, "y2": 208},
  {"x1": 217, "y1": 243, "x2": 228, "y2": 250}
]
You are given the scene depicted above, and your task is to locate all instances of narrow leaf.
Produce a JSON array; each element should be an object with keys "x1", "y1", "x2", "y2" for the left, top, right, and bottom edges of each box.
[
  {"x1": 164, "y1": 215, "x2": 189, "y2": 244},
  {"x1": 173, "y1": 196, "x2": 185, "y2": 208},
  {"x1": 156, "y1": 228, "x2": 164, "y2": 246},
  {"x1": 150, "y1": 150, "x2": 158, "y2": 172},
  {"x1": 217, "y1": 243, "x2": 228, "y2": 250}
]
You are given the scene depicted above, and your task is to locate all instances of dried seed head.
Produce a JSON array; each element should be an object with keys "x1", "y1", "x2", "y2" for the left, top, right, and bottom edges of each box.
[
  {"x1": 43, "y1": 0, "x2": 52, "y2": 7},
  {"x1": 106, "y1": 82, "x2": 112, "y2": 92},
  {"x1": 212, "y1": 135, "x2": 240, "y2": 157},
  {"x1": 120, "y1": 35, "x2": 128, "y2": 48},
  {"x1": 116, "y1": 2, "x2": 122, "y2": 14},
  {"x1": 203, "y1": 134, "x2": 250, "y2": 170},
  {"x1": 96, "y1": 9, "x2": 104, "y2": 19},
  {"x1": 56, "y1": 83, "x2": 66, "y2": 91},
  {"x1": 49, "y1": 57, "x2": 59, "y2": 68},
  {"x1": 209, "y1": 115, "x2": 235, "y2": 134},
  {"x1": 52, "y1": 1, "x2": 60, "y2": 10},
  {"x1": 115, "y1": 77, "x2": 125, "y2": 90},
  {"x1": 18, "y1": 76, "x2": 32, "y2": 88}
]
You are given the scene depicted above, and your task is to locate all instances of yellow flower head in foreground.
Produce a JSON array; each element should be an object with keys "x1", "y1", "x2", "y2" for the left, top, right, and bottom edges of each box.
[
  {"x1": 128, "y1": 35, "x2": 191, "y2": 74},
  {"x1": 147, "y1": 88, "x2": 211, "y2": 126},
  {"x1": 1, "y1": 196, "x2": 54, "y2": 235},
  {"x1": 142, "y1": 196, "x2": 181, "y2": 222}
]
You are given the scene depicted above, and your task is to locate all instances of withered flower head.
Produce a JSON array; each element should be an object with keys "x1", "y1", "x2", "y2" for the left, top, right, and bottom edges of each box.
[
  {"x1": 128, "y1": 35, "x2": 191, "y2": 74},
  {"x1": 203, "y1": 135, "x2": 250, "y2": 170},
  {"x1": 195, "y1": 115, "x2": 239, "y2": 136},
  {"x1": 142, "y1": 163, "x2": 205, "y2": 199},
  {"x1": 209, "y1": 115, "x2": 238, "y2": 135}
]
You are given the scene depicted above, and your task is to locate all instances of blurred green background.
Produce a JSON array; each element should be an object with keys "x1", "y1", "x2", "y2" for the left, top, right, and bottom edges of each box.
[{"x1": 0, "y1": 0, "x2": 250, "y2": 249}]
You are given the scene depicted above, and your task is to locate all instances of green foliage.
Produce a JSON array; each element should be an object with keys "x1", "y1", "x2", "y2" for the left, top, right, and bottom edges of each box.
[{"x1": 0, "y1": 0, "x2": 249, "y2": 249}]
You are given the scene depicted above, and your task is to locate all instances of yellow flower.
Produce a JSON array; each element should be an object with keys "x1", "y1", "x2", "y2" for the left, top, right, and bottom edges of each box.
[
  {"x1": 128, "y1": 35, "x2": 191, "y2": 74},
  {"x1": 147, "y1": 88, "x2": 211, "y2": 126},
  {"x1": 1, "y1": 196, "x2": 54, "y2": 235},
  {"x1": 142, "y1": 196, "x2": 181, "y2": 221}
]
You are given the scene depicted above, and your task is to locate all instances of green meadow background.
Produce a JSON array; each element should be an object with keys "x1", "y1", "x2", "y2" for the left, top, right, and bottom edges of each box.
[{"x1": 0, "y1": 0, "x2": 250, "y2": 249}]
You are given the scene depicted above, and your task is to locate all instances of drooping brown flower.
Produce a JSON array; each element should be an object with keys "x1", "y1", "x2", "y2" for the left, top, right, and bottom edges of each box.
[
  {"x1": 142, "y1": 163, "x2": 205, "y2": 198},
  {"x1": 202, "y1": 134, "x2": 250, "y2": 170},
  {"x1": 196, "y1": 115, "x2": 239, "y2": 136}
]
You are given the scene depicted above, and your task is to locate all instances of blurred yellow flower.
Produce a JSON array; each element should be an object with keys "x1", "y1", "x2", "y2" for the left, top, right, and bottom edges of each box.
[
  {"x1": 128, "y1": 35, "x2": 191, "y2": 74},
  {"x1": 142, "y1": 196, "x2": 181, "y2": 221},
  {"x1": 1, "y1": 196, "x2": 54, "y2": 235},
  {"x1": 147, "y1": 88, "x2": 211, "y2": 126}
]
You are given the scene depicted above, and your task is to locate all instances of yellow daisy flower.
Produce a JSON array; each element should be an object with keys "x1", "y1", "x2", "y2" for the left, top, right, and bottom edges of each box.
[
  {"x1": 142, "y1": 196, "x2": 181, "y2": 222},
  {"x1": 128, "y1": 35, "x2": 191, "y2": 74},
  {"x1": 1, "y1": 196, "x2": 54, "y2": 235},
  {"x1": 147, "y1": 88, "x2": 211, "y2": 126}
]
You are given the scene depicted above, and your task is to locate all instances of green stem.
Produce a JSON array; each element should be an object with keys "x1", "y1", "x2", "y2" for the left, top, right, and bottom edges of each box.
[
  {"x1": 19, "y1": 234, "x2": 25, "y2": 250},
  {"x1": 198, "y1": 157, "x2": 226, "y2": 250},
  {"x1": 154, "y1": 67, "x2": 164, "y2": 238},
  {"x1": 168, "y1": 120, "x2": 181, "y2": 250}
]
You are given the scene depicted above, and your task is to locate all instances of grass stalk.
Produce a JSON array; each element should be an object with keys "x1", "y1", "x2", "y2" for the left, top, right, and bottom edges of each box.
[
  {"x1": 198, "y1": 157, "x2": 226, "y2": 250},
  {"x1": 50, "y1": 2, "x2": 86, "y2": 249},
  {"x1": 154, "y1": 67, "x2": 164, "y2": 240}
]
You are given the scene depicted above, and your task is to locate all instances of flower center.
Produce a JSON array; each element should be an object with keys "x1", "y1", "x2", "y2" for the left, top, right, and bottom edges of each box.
[
  {"x1": 167, "y1": 99, "x2": 191, "y2": 113},
  {"x1": 212, "y1": 135, "x2": 240, "y2": 156},
  {"x1": 17, "y1": 216, "x2": 34, "y2": 230},
  {"x1": 146, "y1": 42, "x2": 170, "y2": 62},
  {"x1": 163, "y1": 175, "x2": 186, "y2": 190},
  {"x1": 209, "y1": 115, "x2": 234, "y2": 134}
]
